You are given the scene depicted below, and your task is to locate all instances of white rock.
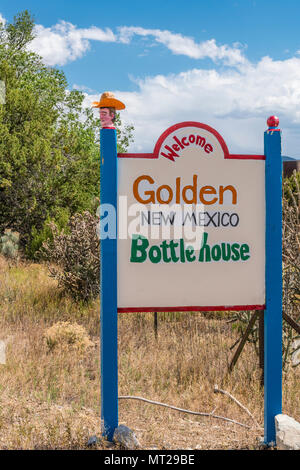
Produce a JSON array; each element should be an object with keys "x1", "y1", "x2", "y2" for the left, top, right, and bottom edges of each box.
[
  {"x1": 275, "y1": 414, "x2": 300, "y2": 450},
  {"x1": 0, "y1": 340, "x2": 6, "y2": 365},
  {"x1": 113, "y1": 424, "x2": 140, "y2": 449}
]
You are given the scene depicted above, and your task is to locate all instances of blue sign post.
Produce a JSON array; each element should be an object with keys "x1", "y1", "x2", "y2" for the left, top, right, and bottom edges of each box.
[
  {"x1": 264, "y1": 119, "x2": 283, "y2": 445},
  {"x1": 100, "y1": 127, "x2": 118, "y2": 441}
]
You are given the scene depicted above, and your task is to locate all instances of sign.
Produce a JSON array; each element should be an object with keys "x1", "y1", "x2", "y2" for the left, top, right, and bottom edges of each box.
[
  {"x1": 117, "y1": 122, "x2": 266, "y2": 312},
  {"x1": 100, "y1": 117, "x2": 282, "y2": 447}
]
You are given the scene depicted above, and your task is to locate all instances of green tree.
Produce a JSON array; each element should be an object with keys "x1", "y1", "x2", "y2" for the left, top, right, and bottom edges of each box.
[{"x1": 0, "y1": 11, "x2": 134, "y2": 256}]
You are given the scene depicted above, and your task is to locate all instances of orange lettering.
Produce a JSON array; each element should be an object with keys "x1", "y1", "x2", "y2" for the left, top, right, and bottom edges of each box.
[
  {"x1": 219, "y1": 185, "x2": 237, "y2": 205},
  {"x1": 133, "y1": 175, "x2": 155, "y2": 204},
  {"x1": 199, "y1": 186, "x2": 218, "y2": 205}
]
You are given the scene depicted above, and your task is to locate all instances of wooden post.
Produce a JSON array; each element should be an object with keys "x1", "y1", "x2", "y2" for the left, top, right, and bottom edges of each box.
[
  {"x1": 283, "y1": 312, "x2": 300, "y2": 335},
  {"x1": 264, "y1": 118, "x2": 283, "y2": 445},
  {"x1": 229, "y1": 311, "x2": 259, "y2": 371},
  {"x1": 100, "y1": 128, "x2": 118, "y2": 441},
  {"x1": 154, "y1": 312, "x2": 158, "y2": 339}
]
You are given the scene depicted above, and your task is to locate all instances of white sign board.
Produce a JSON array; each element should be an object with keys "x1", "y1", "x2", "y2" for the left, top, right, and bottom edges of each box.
[{"x1": 117, "y1": 122, "x2": 265, "y2": 312}]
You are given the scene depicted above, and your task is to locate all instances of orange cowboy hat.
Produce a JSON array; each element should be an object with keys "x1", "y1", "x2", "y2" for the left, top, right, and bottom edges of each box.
[{"x1": 92, "y1": 91, "x2": 125, "y2": 110}]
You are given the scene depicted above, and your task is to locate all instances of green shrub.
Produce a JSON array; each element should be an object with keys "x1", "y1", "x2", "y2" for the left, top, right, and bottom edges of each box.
[
  {"x1": 26, "y1": 207, "x2": 71, "y2": 259},
  {"x1": 0, "y1": 12, "x2": 134, "y2": 259},
  {"x1": 40, "y1": 211, "x2": 99, "y2": 302},
  {"x1": 283, "y1": 170, "x2": 300, "y2": 205},
  {"x1": 232, "y1": 173, "x2": 300, "y2": 370},
  {"x1": 0, "y1": 229, "x2": 19, "y2": 259}
]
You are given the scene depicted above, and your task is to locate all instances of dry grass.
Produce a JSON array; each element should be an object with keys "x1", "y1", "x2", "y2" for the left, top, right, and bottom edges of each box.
[{"x1": 0, "y1": 256, "x2": 299, "y2": 449}]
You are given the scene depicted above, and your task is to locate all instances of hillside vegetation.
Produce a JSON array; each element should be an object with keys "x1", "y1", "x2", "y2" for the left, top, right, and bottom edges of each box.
[{"x1": 0, "y1": 256, "x2": 299, "y2": 449}]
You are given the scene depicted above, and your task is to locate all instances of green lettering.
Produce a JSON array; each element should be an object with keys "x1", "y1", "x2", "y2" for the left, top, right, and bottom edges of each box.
[
  {"x1": 240, "y1": 244, "x2": 250, "y2": 260},
  {"x1": 170, "y1": 240, "x2": 179, "y2": 262},
  {"x1": 211, "y1": 244, "x2": 221, "y2": 261},
  {"x1": 231, "y1": 243, "x2": 241, "y2": 261},
  {"x1": 160, "y1": 240, "x2": 172, "y2": 263},
  {"x1": 186, "y1": 246, "x2": 196, "y2": 262},
  {"x1": 149, "y1": 245, "x2": 161, "y2": 263},
  {"x1": 130, "y1": 235, "x2": 149, "y2": 262},
  {"x1": 180, "y1": 239, "x2": 186, "y2": 262},
  {"x1": 221, "y1": 243, "x2": 231, "y2": 261},
  {"x1": 199, "y1": 232, "x2": 211, "y2": 262}
]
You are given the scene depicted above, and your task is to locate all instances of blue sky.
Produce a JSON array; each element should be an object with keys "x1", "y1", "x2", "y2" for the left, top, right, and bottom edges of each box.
[{"x1": 1, "y1": 0, "x2": 300, "y2": 155}]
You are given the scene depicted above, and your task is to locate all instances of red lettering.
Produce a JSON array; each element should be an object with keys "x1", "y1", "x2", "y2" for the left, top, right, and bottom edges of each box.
[
  {"x1": 196, "y1": 135, "x2": 206, "y2": 147},
  {"x1": 204, "y1": 143, "x2": 213, "y2": 154},
  {"x1": 161, "y1": 145, "x2": 180, "y2": 161},
  {"x1": 181, "y1": 137, "x2": 189, "y2": 146},
  {"x1": 161, "y1": 133, "x2": 214, "y2": 160},
  {"x1": 173, "y1": 135, "x2": 184, "y2": 150}
]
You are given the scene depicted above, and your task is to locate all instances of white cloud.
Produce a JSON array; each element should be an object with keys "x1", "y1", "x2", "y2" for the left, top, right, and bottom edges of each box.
[
  {"x1": 29, "y1": 20, "x2": 116, "y2": 66},
  {"x1": 73, "y1": 83, "x2": 95, "y2": 93},
  {"x1": 0, "y1": 12, "x2": 6, "y2": 26},
  {"x1": 118, "y1": 26, "x2": 247, "y2": 66},
  {"x1": 1, "y1": 12, "x2": 297, "y2": 157},
  {"x1": 28, "y1": 20, "x2": 247, "y2": 67},
  {"x1": 86, "y1": 56, "x2": 300, "y2": 157}
]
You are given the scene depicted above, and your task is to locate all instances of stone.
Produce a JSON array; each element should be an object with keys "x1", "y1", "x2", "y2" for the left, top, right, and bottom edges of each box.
[
  {"x1": 0, "y1": 340, "x2": 6, "y2": 365},
  {"x1": 275, "y1": 414, "x2": 300, "y2": 450},
  {"x1": 113, "y1": 424, "x2": 140, "y2": 449},
  {"x1": 87, "y1": 435, "x2": 99, "y2": 447}
]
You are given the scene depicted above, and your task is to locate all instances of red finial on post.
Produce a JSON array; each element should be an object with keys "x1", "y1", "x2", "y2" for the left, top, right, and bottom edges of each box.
[
  {"x1": 267, "y1": 115, "x2": 279, "y2": 128},
  {"x1": 267, "y1": 116, "x2": 280, "y2": 134}
]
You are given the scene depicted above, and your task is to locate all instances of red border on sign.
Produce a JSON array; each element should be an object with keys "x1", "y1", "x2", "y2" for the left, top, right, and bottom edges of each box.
[
  {"x1": 117, "y1": 121, "x2": 265, "y2": 313},
  {"x1": 118, "y1": 121, "x2": 265, "y2": 160},
  {"x1": 118, "y1": 304, "x2": 265, "y2": 313}
]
